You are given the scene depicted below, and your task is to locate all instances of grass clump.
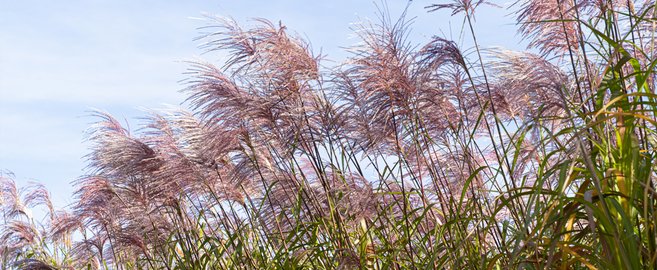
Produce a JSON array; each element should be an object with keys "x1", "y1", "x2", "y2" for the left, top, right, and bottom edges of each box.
[{"x1": 2, "y1": 1, "x2": 657, "y2": 269}]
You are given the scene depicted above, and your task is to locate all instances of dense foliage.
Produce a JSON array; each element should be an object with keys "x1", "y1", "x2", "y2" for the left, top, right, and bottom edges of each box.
[{"x1": 2, "y1": 1, "x2": 657, "y2": 269}]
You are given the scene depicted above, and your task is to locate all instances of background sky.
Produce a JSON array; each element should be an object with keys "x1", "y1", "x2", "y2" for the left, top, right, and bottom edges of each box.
[{"x1": 0, "y1": 0, "x2": 520, "y2": 209}]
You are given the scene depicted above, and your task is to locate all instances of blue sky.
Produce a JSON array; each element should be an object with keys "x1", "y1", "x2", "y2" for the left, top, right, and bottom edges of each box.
[{"x1": 0, "y1": 0, "x2": 520, "y2": 208}]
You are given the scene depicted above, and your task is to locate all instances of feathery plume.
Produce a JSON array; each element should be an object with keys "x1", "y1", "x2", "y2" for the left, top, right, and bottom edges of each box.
[{"x1": 486, "y1": 49, "x2": 569, "y2": 121}]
